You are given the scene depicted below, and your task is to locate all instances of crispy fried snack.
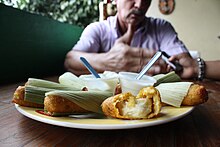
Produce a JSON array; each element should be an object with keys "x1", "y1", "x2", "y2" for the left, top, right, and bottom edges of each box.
[
  {"x1": 182, "y1": 84, "x2": 208, "y2": 106},
  {"x1": 12, "y1": 86, "x2": 44, "y2": 108},
  {"x1": 113, "y1": 84, "x2": 209, "y2": 106},
  {"x1": 102, "y1": 86, "x2": 161, "y2": 119},
  {"x1": 44, "y1": 95, "x2": 89, "y2": 115}
]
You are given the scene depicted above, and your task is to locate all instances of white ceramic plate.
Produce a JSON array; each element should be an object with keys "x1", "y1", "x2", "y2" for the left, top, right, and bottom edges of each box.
[{"x1": 15, "y1": 104, "x2": 194, "y2": 130}]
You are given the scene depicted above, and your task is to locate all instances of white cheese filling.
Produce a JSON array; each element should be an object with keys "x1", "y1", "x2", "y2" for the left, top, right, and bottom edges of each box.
[{"x1": 122, "y1": 98, "x2": 152, "y2": 118}]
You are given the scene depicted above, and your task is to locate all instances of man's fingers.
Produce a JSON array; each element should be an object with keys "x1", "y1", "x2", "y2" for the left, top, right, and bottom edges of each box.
[
  {"x1": 169, "y1": 52, "x2": 191, "y2": 62},
  {"x1": 104, "y1": 53, "x2": 148, "y2": 73},
  {"x1": 168, "y1": 55, "x2": 178, "y2": 62},
  {"x1": 126, "y1": 47, "x2": 156, "y2": 58},
  {"x1": 116, "y1": 23, "x2": 135, "y2": 45}
]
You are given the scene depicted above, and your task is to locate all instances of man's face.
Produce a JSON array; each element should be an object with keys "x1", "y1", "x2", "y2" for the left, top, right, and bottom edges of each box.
[{"x1": 116, "y1": 0, "x2": 151, "y2": 27}]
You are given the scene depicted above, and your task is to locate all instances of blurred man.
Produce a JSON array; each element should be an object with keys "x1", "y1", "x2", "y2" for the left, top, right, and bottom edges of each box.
[{"x1": 65, "y1": 0, "x2": 191, "y2": 76}]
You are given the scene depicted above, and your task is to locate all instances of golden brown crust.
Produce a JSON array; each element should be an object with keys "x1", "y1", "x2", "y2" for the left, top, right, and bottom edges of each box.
[
  {"x1": 102, "y1": 93, "x2": 135, "y2": 119},
  {"x1": 182, "y1": 84, "x2": 208, "y2": 106},
  {"x1": 102, "y1": 87, "x2": 161, "y2": 120},
  {"x1": 12, "y1": 86, "x2": 44, "y2": 108},
  {"x1": 101, "y1": 95, "x2": 118, "y2": 118},
  {"x1": 44, "y1": 95, "x2": 89, "y2": 115},
  {"x1": 136, "y1": 87, "x2": 161, "y2": 118}
]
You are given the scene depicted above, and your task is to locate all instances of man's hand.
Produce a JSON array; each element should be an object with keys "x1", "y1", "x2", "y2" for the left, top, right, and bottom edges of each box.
[
  {"x1": 169, "y1": 53, "x2": 198, "y2": 79},
  {"x1": 104, "y1": 23, "x2": 167, "y2": 75}
]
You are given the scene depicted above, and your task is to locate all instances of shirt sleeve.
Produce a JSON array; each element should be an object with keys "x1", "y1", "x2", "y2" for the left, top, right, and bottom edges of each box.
[
  {"x1": 73, "y1": 22, "x2": 101, "y2": 53},
  {"x1": 157, "y1": 20, "x2": 189, "y2": 56}
]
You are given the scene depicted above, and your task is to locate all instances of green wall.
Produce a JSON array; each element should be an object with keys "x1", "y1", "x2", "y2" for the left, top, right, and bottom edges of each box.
[{"x1": 0, "y1": 4, "x2": 83, "y2": 84}]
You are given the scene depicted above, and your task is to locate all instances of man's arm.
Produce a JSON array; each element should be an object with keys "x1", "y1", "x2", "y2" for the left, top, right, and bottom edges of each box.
[
  {"x1": 169, "y1": 53, "x2": 220, "y2": 80},
  {"x1": 204, "y1": 61, "x2": 220, "y2": 80},
  {"x1": 64, "y1": 44, "x2": 153, "y2": 76},
  {"x1": 159, "y1": 20, "x2": 189, "y2": 55},
  {"x1": 64, "y1": 50, "x2": 106, "y2": 76}
]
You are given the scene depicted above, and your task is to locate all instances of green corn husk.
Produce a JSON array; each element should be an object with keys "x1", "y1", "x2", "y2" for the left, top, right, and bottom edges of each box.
[
  {"x1": 24, "y1": 85, "x2": 57, "y2": 104},
  {"x1": 156, "y1": 82, "x2": 192, "y2": 107},
  {"x1": 154, "y1": 71, "x2": 181, "y2": 86},
  {"x1": 58, "y1": 72, "x2": 85, "y2": 90},
  {"x1": 27, "y1": 78, "x2": 81, "y2": 90},
  {"x1": 45, "y1": 90, "x2": 113, "y2": 114},
  {"x1": 25, "y1": 78, "x2": 81, "y2": 104}
]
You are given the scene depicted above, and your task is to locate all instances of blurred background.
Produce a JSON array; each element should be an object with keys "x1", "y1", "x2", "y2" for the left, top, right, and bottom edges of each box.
[
  {"x1": 147, "y1": 0, "x2": 220, "y2": 60},
  {"x1": 0, "y1": 0, "x2": 100, "y2": 28}
]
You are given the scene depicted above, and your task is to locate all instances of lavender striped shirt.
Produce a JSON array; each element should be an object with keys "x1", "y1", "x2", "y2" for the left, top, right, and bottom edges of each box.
[{"x1": 73, "y1": 15, "x2": 188, "y2": 56}]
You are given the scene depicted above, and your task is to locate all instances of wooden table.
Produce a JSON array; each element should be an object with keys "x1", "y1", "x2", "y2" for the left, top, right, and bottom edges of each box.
[{"x1": 1, "y1": 78, "x2": 220, "y2": 147}]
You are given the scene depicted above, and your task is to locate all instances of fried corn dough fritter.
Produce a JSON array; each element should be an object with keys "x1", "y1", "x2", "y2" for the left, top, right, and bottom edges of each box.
[
  {"x1": 182, "y1": 84, "x2": 208, "y2": 106},
  {"x1": 102, "y1": 86, "x2": 161, "y2": 120},
  {"x1": 12, "y1": 86, "x2": 44, "y2": 108},
  {"x1": 114, "y1": 84, "x2": 208, "y2": 106},
  {"x1": 44, "y1": 95, "x2": 89, "y2": 115}
]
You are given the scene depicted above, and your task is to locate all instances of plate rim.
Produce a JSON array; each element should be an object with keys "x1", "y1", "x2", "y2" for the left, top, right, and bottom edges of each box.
[{"x1": 15, "y1": 104, "x2": 194, "y2": 130}]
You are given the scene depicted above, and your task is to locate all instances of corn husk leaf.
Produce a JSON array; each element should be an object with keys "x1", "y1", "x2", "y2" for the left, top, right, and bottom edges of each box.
[
  {"x1": 27, "y1": 78, "x2": 78, "y2": 90},
  {"x1": 25, "y1": 78, "x2": 80, "y2": 104},
  {"x1": 24, "y1": 85, "x2": 53, "y2": 104},
  {"x1": 45, "y1": 90, "x2": 113, "y2": 114},
  {"x1": 156, "y1": 82, "x2": 192, "y2": 107},
  {"x1": 154, "y1": 71, "x2": 181, "y2": 86},
  {"x1": 58, "y1": 72, "x2": 85, "y2": 90}
]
